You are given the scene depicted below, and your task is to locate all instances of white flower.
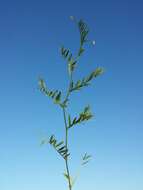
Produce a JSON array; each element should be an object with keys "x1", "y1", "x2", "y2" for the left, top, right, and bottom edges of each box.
[{"x1": 92, "y1": 40, "x2": 96, "y2": 45}]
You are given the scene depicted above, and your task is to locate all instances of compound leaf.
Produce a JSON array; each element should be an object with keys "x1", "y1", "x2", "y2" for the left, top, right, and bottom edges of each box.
[
  {"x1": 39, "y1": 78, "x2": 63, "y2": 106},
  {"x1": 68, "y1": 105, "x2": 93, "y2": 129},
  {"x1": 49, "y1": 135, "x2": 70, "y2": 160}
]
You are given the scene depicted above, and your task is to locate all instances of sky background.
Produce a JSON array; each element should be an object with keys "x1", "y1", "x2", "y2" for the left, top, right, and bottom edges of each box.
[{"x1": 0, "y1": 0, "x2": 143, "y2": 190}]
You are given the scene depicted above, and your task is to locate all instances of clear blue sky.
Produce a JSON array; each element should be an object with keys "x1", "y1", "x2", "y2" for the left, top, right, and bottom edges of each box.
[{"x1": 0, "y1": 0, "x2": 143, "y2": 190}]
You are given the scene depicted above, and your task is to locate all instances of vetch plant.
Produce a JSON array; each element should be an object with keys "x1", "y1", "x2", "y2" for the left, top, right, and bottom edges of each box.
[{"x1": 38, "y1": 17, "x2": 104, "y2": 190}]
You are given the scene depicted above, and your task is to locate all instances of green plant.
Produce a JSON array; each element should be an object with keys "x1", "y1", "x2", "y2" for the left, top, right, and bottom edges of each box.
[{"x1": 38, "y1": 17, "x2": 103, "y2": 190}]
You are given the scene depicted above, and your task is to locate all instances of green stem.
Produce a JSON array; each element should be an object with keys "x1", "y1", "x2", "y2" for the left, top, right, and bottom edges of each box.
[
  {"x1": 62, "y1": 72, "x2": 73, "y2": 190},
  {"x1": 61, "y1": 41, "x2": 83, "y2": 189},
  {"x1": 62, "y1": 107, "x2": 72, "y2": 190}
]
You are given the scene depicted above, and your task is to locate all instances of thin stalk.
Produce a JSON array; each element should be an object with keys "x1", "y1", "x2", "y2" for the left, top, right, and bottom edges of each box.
[
  {"x1": 62, "y1": 107, "x2": 72, "y2": 190},
  {"x1": 62, "y1": 73, "x2": 73, "y2": 190},
  {"x1": 62, "y1": 73, "x2": 72, "y2": 190}
]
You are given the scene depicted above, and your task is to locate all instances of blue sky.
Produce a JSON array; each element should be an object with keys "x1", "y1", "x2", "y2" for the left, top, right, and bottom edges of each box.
[{"x1": 0, "y1": 0, "x2": 143, "y2": 190}]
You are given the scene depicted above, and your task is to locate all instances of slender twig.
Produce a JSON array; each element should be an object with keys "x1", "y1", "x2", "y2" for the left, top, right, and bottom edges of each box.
[
  {"x1": 62, "y1": 107, "x2": 72, "y2": 190},
  {"x1": 62, "y1": 73, "x2": 73, "y2": 190}
]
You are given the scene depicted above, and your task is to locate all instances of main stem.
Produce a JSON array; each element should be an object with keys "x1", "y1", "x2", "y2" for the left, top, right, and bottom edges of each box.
[
  {"x1": 62, "y1": 73, "x2": 73, "y2": 190},
  {"x1": 62, "y1": 107, "x2": 72, "y2": 190},
  {"x1": 61, "y1": 44, "x2": 81, "y2": 189}
]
